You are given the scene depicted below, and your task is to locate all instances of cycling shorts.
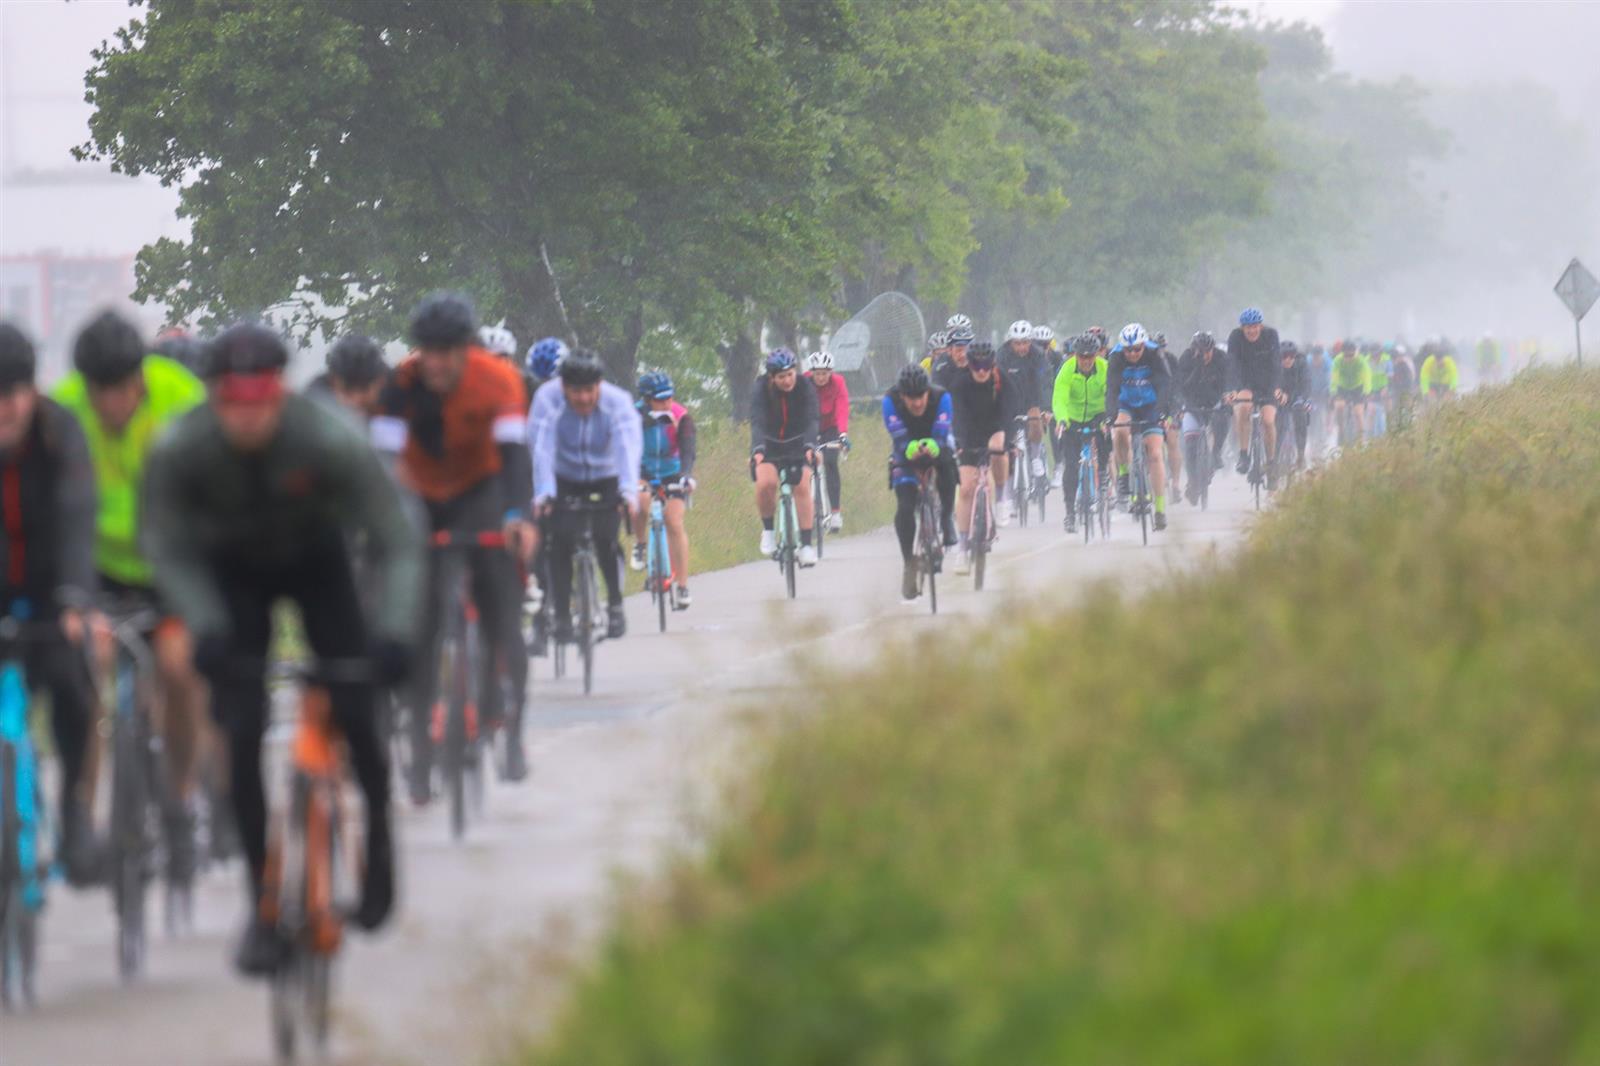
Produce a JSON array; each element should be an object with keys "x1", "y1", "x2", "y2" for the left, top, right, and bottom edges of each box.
[
  {"x1": 752, "y1": 454, "x2": 810, "y2": 484},
  {"x1": 957, "y1": 446, "x2": 1003, "y2": 468},
  {"x1": 1117, "y1": 407, "x2": 1166, "y2": 438},
  {"x1": 1335, "y1": 387, "x2": 1366, "y2": 404},
  {"x1": 1233, "y1": 387, "x2": 1277, "y2": 409},
  {"x1": 98, "y1": 574, "x2": 184, "y2": 639},
  {"x1": 645, "y1": 474, "x2": 690, "y2": 498}
]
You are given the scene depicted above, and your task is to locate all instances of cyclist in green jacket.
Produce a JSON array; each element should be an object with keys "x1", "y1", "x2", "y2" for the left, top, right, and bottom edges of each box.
[
  {"x1": 54, "y1": 311, "x2": 210, "y2": 891},
  {"x1": 1328, "y1": 341, "x2": 1370, "y2": 443},
  {"x1": 1052, "y1": 333, "x2": 1109, "y2": 535}
]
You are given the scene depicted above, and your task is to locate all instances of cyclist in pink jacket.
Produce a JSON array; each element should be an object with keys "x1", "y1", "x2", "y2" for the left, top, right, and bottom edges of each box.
[{"x1": 806, "y1": 352, "x2": 850, "y2": 532}]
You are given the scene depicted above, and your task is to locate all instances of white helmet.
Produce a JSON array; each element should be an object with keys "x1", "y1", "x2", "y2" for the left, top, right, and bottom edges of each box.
[
  {"x1": 1119, "y1": 323, "x2": 1149, "y2": 349},
  {"x1": 946, "y1": 313, "x2": 973, "y2": 331},
  {"x1": 478, "y1": 324, "x2": 518, "y2": 358},
  {"x1": 806, "y1": 350, "x2": 835, "y2": 371},
  {"x1": 1007, "y1": 320, "x2": 1033, "y2": 342},
  {"x1": 1033, "y1": 324, "x2": 1054, "y2": 343}
]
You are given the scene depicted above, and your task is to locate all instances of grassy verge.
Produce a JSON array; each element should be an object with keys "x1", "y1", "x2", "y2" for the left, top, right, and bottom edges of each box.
[
  {"x1": 628, "y1": 413, "x2": 895, "y2": 589},
  {"x1": 515, "y1": 369, "x2": 1600, "y2": 1065}
]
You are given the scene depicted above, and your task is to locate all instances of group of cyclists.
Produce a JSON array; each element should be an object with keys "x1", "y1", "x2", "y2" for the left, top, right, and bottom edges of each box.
[{"x1": 0, "y1": 289, "x2": 1478, "y2": 993}]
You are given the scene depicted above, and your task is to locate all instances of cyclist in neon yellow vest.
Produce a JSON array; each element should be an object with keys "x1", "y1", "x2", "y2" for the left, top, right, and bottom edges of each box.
[{"x1": 54, "y1": 311, "x2": 209, "y2": 893}]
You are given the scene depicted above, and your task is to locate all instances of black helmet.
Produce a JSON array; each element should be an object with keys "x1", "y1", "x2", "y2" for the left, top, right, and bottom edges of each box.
[
  {"x1": 206, "y1": 322, "x2": 289, "y2": 377},
  {"x1": 152, "y1": 331, "x2": 206, "y2": 374},
  {"x1": 967, "y1": 341, "x2": 997, "y2": 369},
  {"x1": 1192, "y1": 330, "x2": 1215, "y2": 351},
  {"x1": 408, "y1": 292, "x2": 477, "y2": 349},
  {"x1": 558, "y1": 349, "x2": 605, "y2": 386},
  {"x1": 0, "y1": 322, "x2": 37, "y2": 390},
  {"x1": 1072, "y1": 332, "x2": 1098, "y2": 356},
  {"x1": 897, "y1": 363, "x2": 930, "y2": 395},
  {"x1": 327, "y1": 334, "x2": 388, "y2": 387},
  {"x1": 74, "y1": 310, "x2": 146, "y2": 386}
]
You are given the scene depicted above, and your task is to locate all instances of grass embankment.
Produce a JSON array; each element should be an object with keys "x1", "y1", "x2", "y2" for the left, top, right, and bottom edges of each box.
[
  {"x1": 519, "y1": 369, "x2": 1600, "y2": 1064},
  {"x1": 630, "y1": 413, "x2": 895, "y2": 588}
]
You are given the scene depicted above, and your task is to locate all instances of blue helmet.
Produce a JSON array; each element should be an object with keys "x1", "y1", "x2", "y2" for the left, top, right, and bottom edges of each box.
[
  {"x1": 636, "y1": 370, "x2": 674, "y2": 399},
  {"x1": 1239, "y1": 307, "x2": 1264, "y2": 326},
  {"x1": 525, "y1": 336, "x2": 569, "y2": 380},
  {"x1": 765, "y1": 347, "x2": 798, "y2": 373}
]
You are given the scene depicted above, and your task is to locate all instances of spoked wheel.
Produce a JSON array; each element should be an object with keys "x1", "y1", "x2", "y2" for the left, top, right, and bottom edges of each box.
[
  {"x1": 577, "y1": 553, "x2": 597, "y2": 696},
  {"x1": 0, "y1": 896, "x2": 39, "y2": 1010},
  {"x1": 812, "y1": 480, "x2": 826, "y2": 560},
  {"x1": 111, "y1": 704, "x2": 150, "y2": 981},
  {"x1": 1135, "y1": 466, "x2": 1149, "y2": 547},
  {"x1": 783, "y1": 546, "x2": 797, "y2": 600},
  {"x1": 655, "y1": 573, "x2": 668, "y2": 633},
  {"x1": 1014, "y1": 469, "x2": 1030, "y2": 528},
  {"x1": 971, "y1": 491, "x2": 990, "y2": 591},
  {"x1": 442, "y1": 629, "x2": 469, "y2": 842}
]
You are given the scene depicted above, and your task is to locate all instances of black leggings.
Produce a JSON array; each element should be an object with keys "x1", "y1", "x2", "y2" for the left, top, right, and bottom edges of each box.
[
  {"x1": 208, "y1": 540, "x2": 388, "y2": 895},
  {"x1": 19, "y1": 624, "x2": 93, "y2": 825},
  {"x1": 821, "y1": 436, "x2": 844, "y2": 512},
  {"x1": 549, "y1": 477, "x2": 624, "y2": 618},
  {"x1": 892, "y1": 460, "x2": 955, "y2": 561}
]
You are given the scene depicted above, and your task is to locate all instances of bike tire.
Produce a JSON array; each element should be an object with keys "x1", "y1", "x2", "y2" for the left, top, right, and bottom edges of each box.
[
  {"x1": 812, "y1": 476, "x2": 826, "y2": 560},
  {"x1": 443, "y1": 621, "x2": 468, "y2": 842},
  {"x1": 651, "y1": 521, "x2": 669, "y2": 633},
  {"x1": 111, "y1": 657, "x2": 149, "y2": 982},
  {"x1": 1079, "y1": 459, "x2": 1093, "y2": 544},
  {"x1": 577, "y1": 552, "x2": 596, "y2": 695},
  {"x1": 920, "y1": 495, "x2": 940, "y2": 616},
  {"x1": 972, "y1": 485, "x2": 989, "y2": 591},
  {"x1": 0, "y1": 746, "x2": 31, "y2": 1010},
  {"x1": 1135, "y1": 459, "x2": 1149, "y2": 547},
  {"x1": 1016, "y1": 465, "x2": 1030, "y2": 528}
]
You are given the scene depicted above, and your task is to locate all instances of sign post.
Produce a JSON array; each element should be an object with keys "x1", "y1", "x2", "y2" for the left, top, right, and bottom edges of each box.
[{"x1": 1554, "y1": 257, "x2": 1599, "y2": 366}]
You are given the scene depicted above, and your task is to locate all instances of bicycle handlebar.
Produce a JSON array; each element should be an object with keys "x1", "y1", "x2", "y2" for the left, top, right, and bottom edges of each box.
[{"x1": 430, "y1": 530, "x2": 508, "y2": 549}]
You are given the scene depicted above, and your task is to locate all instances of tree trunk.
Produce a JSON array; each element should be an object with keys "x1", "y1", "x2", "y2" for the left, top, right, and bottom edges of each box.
[
  {"x1": 601, "y1": 304, "x2": 645, "y2": 386},
  {"x1": 718, "y1": 319, "x2": 761, "y2": 421}
]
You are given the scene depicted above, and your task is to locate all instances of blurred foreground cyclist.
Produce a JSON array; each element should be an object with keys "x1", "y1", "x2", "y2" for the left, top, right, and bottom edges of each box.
[
  {"x1": 144, "y1": 323, "x2": 423, "y2": 976},
  {"x1": 882, "y1": 363, "x2": 955, "y2": 600}
]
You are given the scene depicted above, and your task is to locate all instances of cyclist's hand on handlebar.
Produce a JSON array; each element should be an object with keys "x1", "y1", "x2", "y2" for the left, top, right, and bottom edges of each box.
[
  {"x1": 839, "y1": 433, "x2": 851, "y2": 453},
  {"x1": 59, "y1": 606, "x2": 85, "y2": 645},
  {"x1": 191, "y1": 632, "x2": 229, "y2": 683},
  {"x1": 503, "y1": 518, "x2": 537, "y2": 564},
  {"x1": 533, "y1": 496, "x2": 554, "y2": 520},
  {"x1": 1275, "y1": 389, "x2": 1287, "y2": 405},
  {"x1": 684, "y1": 476, "x2": 697, "y2": 494}
]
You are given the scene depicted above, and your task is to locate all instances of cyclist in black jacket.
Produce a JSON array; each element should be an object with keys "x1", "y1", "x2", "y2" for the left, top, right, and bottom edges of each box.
[
  {"x1": 749, "y1": 348, "x2": 820, "y2": 567},
  {"x1": 1277, "y1": 341, "x2": 1312, "y2": 470},
  {"x1": 949, "y1": 343, "x2": 1016, "y2": 573},
  {"x1": 1177, "y1": 331, "x2": 1231, "y2": 503},
  {"x1": 1226, "y1": 307, "x2": 1283, "y2": 487}
]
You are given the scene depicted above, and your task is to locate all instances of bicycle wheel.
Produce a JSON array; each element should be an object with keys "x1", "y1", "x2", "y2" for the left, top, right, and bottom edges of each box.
[
  {"x1": 1078, "y1": 458, "x2": 1093, "y2": 545},
  {"x1": 110, "y1": 656, "x2": 150, "y2": 981},
  {"x1": 781, "y1": 493, "x2": 799, "y2": 600},
  {"x1": 1251, "y1": 424, "x2": 1265, "y2": 511},
  {"x1": 920, "y1": 494, "x2": 940, "y2": 616},
  {"x1": 651, "y1": 520, "x2": 669, "y2": 633},
  {"x1": 1014, "y1": 459, "x2": 1029, "y2": 528},
  {"x1": 1134, "y1": 454, "x2": 1149, "y2": 547},
  {"x1": 441, "y1": 612, "x2": 469, "y2": 842},
  {"x1": 812, "y1": 472, "x2": 826, "y2": 560},
  {"x1": 0, "y1": 744, "x2": 37, "y2": 1010},
  {"x1": 971, "y1": 483, "x2": 990, "y2": 591},
  {"x1": 576, "y1": 550, "x2": 597, "y2": 695}
]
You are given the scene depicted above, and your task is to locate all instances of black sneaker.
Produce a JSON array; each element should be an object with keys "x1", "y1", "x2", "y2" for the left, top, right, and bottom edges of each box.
[
  {"x1": 553, "y1": 618, "x2": 576, "y2": 644},
  {"x1": 529, "y1": 614, "x2": 549, "y2": 658},
  {"x1": 1235, "y1": 451, "x2": 1250, "y2": 475},
  {"x1": 1063, "y1": 514, "x2": 1075, "y2": 534},
  {"x1": 1153, "y1": 511, "x2": 1168, "y2": 531},
  {"x1": 351, "y1": 820, "x2": 394, "y2": 932},
  {"x1": 234, "y1": 916, "x2": 286, "y2": 979},
  {"x1": 1116, "y1": 473, "x2": 1130, "y2": 500},
  {"x1": 60, "y1": 798, "x2": 104, "y2": 888},
  {"x1": 164, "y1": 801, "x2": 199, "y2": 889},
  {"x1": 502, "y1": 730, "x2": 528, "y2": 783},
  {"x1": 606, "y1": 605, "x2": 627, "y2": 640},
  {"x1": 941, "y1": 514, "x2": 959, "y2": 547}
]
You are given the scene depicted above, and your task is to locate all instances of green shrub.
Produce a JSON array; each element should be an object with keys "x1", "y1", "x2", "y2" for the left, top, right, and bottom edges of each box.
[{"x1": 521, "y1": 369, "x2": 1600, "y2": 1066}]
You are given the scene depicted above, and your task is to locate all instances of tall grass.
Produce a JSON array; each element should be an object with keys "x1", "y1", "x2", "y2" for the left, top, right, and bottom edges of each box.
[{"x1": 516, "y1": 369, "x2": 1600, "y2": 1065}]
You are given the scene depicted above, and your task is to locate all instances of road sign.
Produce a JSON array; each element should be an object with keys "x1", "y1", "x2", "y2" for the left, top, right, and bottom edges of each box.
[
  {"x1": 1554, "y1": 258, "x2": 1598, "y2": 365},
  {"x1": 1555, "y1": 258, "x2": 1599, "y2": 320}
]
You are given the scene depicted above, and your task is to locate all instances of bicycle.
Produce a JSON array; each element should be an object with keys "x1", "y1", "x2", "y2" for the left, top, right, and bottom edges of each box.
[
  {"x1": 772, "y1": 463, "x2": 805, "y2": 600},
  {"x1": 100, "y1": 600, "x2": 166, "y2": 981},
  {"x1": 1008, "y1": 416, "x2": 1048, "y2": 526},
  {"x1": 811, "y1": 440, "x2": 845, "y2": 560},
  {"x1": 259, "y1": 658, "x2": 370, "y2": 1064},
  {"x1": 911, "y1": 463, "x2": 944, "y2": 615},
  {"x1": 0, "y1": 612, "x2": 52, "y2": 1010},
  {"x1": 1276, "y1": 400, "x2": 1310, "y2": 489},
  {"x1": 1068, "y1": 423, "x2": 1110, "y2": 544},
  {"x1": 426, "y1": 531, "x2": 508, "y2": 841},
  {"x1": 551, "y1": 493, "x2": 619, "y2": 695},
  {"x1": 1183, "y1": 406, "x2": 1223, "y2": 512},
  {"x1": 969, "y1": 448, "x2": 1004, "y2": 591},
  {"x1": 642, "y1": 481, "x2": 685, "y2": 634},
  {"x1": 1127, "y1": 422, "x2": 1153, "y2": 546},
  {"x1": 1246, "y1": 408, "x2": 1268, "y2": 511}
]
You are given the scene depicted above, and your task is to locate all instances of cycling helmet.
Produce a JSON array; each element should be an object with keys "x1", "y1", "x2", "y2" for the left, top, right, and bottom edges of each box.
[
  {"x1": 636, "y1": 370, "x2": 674, "y2": 399},
  {"x1": 1238, "y1": 307, "x2": 1264, "y2": 326},
  {"x1": 946, "y1": 313, "x2": 973, "y2": 331},
  {"x1": 1280, "y1": 340, "x2": 1299, "y2": 357},
  {"x1": 927, "y1": 329, "x2": 949, "y2": 351},
  {"x1": 1072, "y1": 332, "x2": 1099, "y2": 356},
  {"x1": 946, "y1": 326, "x2": 975, "y2": 346},
  {"x1": 152, "y1": 330, "x2": 205, "y2": 374},
  {"x1": 897, "y1": 363, "x2": 931, "y2": 395},
  {"x1": 73, "y1": 311, "x2": 147, "y2": 386},
  {"x1": 477, "y1": 324, "x2": 518, "y2": 358},
  {"x1": 1033, "y1": 324, "x2": 1054, "y2": 343},
  {"x1": 558, "y1": 349, "x2": 605, "y2": 386},
  {"x1": 207, "y1": 322, "x2": 289, "y2": 377},
  {"x1": 327, "y1": 334, "x2": 388, "y2": 387},
  {"x1": 967, "y1": 342, "x2": 997, "y2": 369},
  {"x1": 525, "y1": 336, "x2": 569, "y2": 380},
  {"x1": 1087, "y1": 325, "x2": 1106, "y2": 338},
  {"x1": 408, "y1": 292, "x2": 477, "y2": 349},
  {"x1": 1119, "y1": 323, "x2": 1149, "y2": 349},
  {"x1": 1192, "y1": 330, "x2": 1215, "y2": 351},
  {"x1": 806, "y1": 350, "x2": 835, "y2": 371},
  {"x1": 0, "y1": 322, "x2": 37, "y2": 390},
  {"x1": 1151, "y1": 331, "x2": 1167, "y2": 349},
  {"x1": 1007, "y1": 320, "x2": 1033, "y2": 342},
  {"x1": 765, "y1": 347, "x2": 798, "y2": 373}
]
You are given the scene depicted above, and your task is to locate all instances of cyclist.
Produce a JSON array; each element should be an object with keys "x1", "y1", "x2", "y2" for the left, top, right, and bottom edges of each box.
[
  {"x1": 144, "y1": 322, "x2": 422, "y2": 975},
  {"x1": 806, "y1": 351, "x2": 850, "y2": 532},
  {"x1": 152, "y1": 328, "x2": 207, "y2": 376},
  {"x1": 531, "y1": 352, "x2": 641, "y2": 641},
  {"x1": 1476, "y1": 333, "x2": 1502, "y2": 386},
  {"x1": 525, "y1": 336, "x2": 569, "y2": 402},
  {"x1": 1307, "y1": 342, "x2": 1331, "y2": 455},
  {"x1": 1365, "y1": 342, "x2": 1391, "y2": 436},
  {"x1": 1420, "y1": 343, "x2": 1459, "y2": 408},
  {"x1": 950, "y1": 342, "x2": 1016, "y2": 572},
  {"x1": 920, "y1": 329, "x2": 948, "y2": 374},
  {"x1": 1390, "y1": 343, "x2": 1418, "y2": 425},
  {"x1": 522, "y1": 336, "x2": 570, "y2": 655},
  {"x1": 0, "y1": 321, "x2": 103, "y2": 886},
  {"x1": 477, "y1": 324, "x2": 518, "y2": 362},
  {"x1": 1176, "y1": 330, "x2": 1230, "y2": 504},
  {"x1": 309, "y1": 334, "x2": 390, "y2": 423},
  {"x1": 54, "y1": 310, "x2": 211, "y2": 891},
  {"x1": 373, "y1": 293, "x2": 533, "y2": 799},
  {"x1": 1329, "y1": 340, "x2": 1371, "y2": 441},
  {"x1": 749, "y1": 348, "x2": 819, "y2": 567},
  {"x1": 1150, "y1": 332, "x2": 1184, "y2": 506},
  {"x1": 1037, "y1": 324, "x2": 1067, "y2": 472},
  {"x1": 1277, "y1": 341, "x2": 1312, "y2": 470},
  {"x1": 933, "y1": 325, "x2": 974, "y2": 393},
  {"x1": 1106, "y1": 323, "x2": 1172, "y2": 531},
  {"x1": 1226, "y1": 307, "x2": 1283, "y2": 488},
  {"x1": 629, "y1": 371, "x2": 696, "y2": 608},
  {"x1": 1052, "y1": 332, "x2": 1109, "y2": 534},
  {"x1": 883, "y1": 364, "x2": 955, "y2": 601},
  {"x1": 1000, "y1": 320, "x2": 1051, "y2": 516}
]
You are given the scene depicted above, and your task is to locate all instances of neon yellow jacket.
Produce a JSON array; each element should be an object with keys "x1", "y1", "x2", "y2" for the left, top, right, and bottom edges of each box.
[
  {"x1": 1052, "y1": 356, "x2": 1108, "y2": 424},
  {"x1": 1329, "y1": 353, "x2": 1370, "y2": 394},
  {"x1": 1420, "y1": 355, "x2": 1458, "y2": 393},
  {"x1": 54, "y1": 355, "x2": 206, "y2": 585}
]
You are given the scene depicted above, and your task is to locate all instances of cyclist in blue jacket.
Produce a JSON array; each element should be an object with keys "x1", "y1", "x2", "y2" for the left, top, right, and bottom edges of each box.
[{"x1": 883, "y1": 364, "x2": 956, "y2": 601}]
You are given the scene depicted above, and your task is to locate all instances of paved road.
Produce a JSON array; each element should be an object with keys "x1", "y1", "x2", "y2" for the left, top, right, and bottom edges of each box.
[{"x1": 4, "y1": 474, "x2": 1257, "y2": 1066}]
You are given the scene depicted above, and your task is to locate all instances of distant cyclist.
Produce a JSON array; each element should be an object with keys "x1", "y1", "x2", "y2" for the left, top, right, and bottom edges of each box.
[
  {"x1": 1052, "y1": 332, "x2": 1109, "y2": 534},
  {"x1": 55, "y1": 310, "x2": 210, "y2": 891},
  {"x1": 1106, "y1": 323, "x2": 1172, "y2": 531},
  {"x1": 1277, "y1": 341, "x2": 1311, "y2": 470},
  {"x1": 806, "y1": 351, "x2": 850, "y2": 532},
  {"x1": 1365, "y1": 342, "x2": 1391, "y2": 436},
  {"x1": 629, "y1": 371, "x2": 696, "y2": 609},
  {"x1": 0, "y1": 321, "x2": 103, "y2": 886},
  {"x1": 1420, "y1": 343, "x2": 1459, "y2": 408},
  {"x1": 523, "y1": 335, "x2": 571, "y2": 654},
  {"x1": 883, "y1": 364, "x2": 955, "y2": 601},
  {"x1": 530, "y1": 352, "x2": 641, "y2": 639},
  {"x1": 525, "y1": 336, "x2": 569, "y2": 403},
  {"x1": 950, "y1": 342, "x2": 1016, "y2": 572},
  {"x1": 1176, "y1": 330, "x2": 1230, "y2": 504},
  {"x1": 309, "y1": 334, "x2": 390, "y2": 423},
  {"x1": 1476, "y1": 333, "x2": 1502, "y2": 386},
  {"x1": 1001, "y1": 320, "x2": 1052, "y2": 515},
  {"x1": 1329, "y1": 340, "x2": 1371, "y2": 440},
  {"x1": 144, "y1": 322, "x2": 423, "y2": 976},
  {"x1": 1151, "y1": 332, "x2": 1183, "y2": 505},
  {"x1": 933, "y1": 325, "x2": 974, "y2": 393},
  {"x1": 921, "y1": 330, "x2": 948, "y2": 374},
  {"x1": 749, "y1": 348, "x2": 819, "y2": 567},
  {"x1": 1226, "y1": 307, "x2": 1283, "y2": 488}
]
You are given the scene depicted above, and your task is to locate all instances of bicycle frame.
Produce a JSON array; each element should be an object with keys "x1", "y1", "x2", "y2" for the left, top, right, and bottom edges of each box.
[
  {"x1": 102, "y1": 605, "x2": 163, "y2": 981},
  {"x1": 774, "y1": 464, "x2": 804, "y2": 599},
  {"x1": 0, "y1": 623, "x2": 44, "y2": 1009},
  {"x1": 914, "y1": 464, "x2": 943, "y2": 614}
]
